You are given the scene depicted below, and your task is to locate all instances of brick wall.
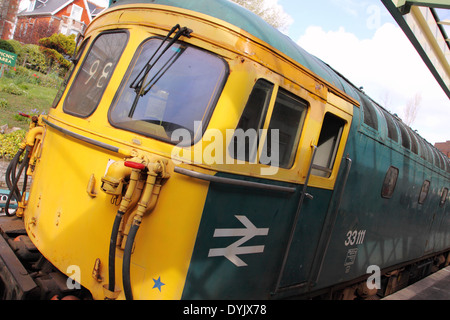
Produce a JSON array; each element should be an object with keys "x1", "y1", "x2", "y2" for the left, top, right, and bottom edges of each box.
[{"x1": 0, "y1": 0, "x2": 19, "y2": 40}]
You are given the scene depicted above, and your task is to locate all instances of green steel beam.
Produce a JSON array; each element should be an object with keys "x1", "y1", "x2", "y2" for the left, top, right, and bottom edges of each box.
[
  {"x1": 396, "y1": 0, "x2": 450, "y2": 9},
  {"x1": 382, "y1": 0, "x2": 450, "y2": 99}
]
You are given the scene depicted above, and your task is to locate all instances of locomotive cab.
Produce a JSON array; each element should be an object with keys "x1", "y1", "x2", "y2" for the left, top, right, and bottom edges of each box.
[{"x1": 1, "y1": 0, "x2": 448, "y2": 300}]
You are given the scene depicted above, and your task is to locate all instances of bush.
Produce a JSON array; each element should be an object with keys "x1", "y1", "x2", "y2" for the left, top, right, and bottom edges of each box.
[
  {"x1": 0, "y1": 40, "x2": 16, "y2": 54},
  {"x1": 21, "y1": 44, "x2": 48, "y2": 73},
  {"x1": 0, "y1": 82, "x2": 27, "y2": 96},
  {"x1": 0, "y1": 98, "x2": 8, "y2": 108},
  {"x1": 0, "y1": 130, "x2": 26, "y2": 159},
  {"x1": 4, "y1": 65, "x2": 61, "y2": 88},
  {"x1": 6, "y1": 39, "x2": 22, "y2": 56}
]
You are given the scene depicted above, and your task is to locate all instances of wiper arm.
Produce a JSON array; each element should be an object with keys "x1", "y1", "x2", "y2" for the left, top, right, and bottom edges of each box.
[
  {"x1": 140, "y1": 45, "x2": 186, "y2": 96},
  {"x1": 128, "y1": 25, "x2": 193, "y2": 118},
  {"x1": 137, "y1": 25, "x2": 192, "y2": 88}
]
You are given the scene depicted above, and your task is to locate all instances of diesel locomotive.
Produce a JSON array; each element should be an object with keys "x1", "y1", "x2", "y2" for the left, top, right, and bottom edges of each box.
[{"x1": 0, "y1": 0, "x2": 448, "y2": 300}]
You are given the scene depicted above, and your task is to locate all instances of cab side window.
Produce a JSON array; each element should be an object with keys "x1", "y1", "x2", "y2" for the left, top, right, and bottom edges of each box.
[
  {"x1": 261, "y1": 88, "x2": 307, "y2": 168},
  {"x1": 229, "y1": 79, "x2": 273, "y2": 162},
  {"x1": 312, "y1": 113, "x2": 346, "y2": 178}
]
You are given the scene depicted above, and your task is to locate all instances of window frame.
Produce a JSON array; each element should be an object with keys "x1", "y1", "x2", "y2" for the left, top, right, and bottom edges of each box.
[
  {"x1": 70, "y1": 4, "x2": 83, "y2": 22},
  {"x1": 259, "y1": 86, "x2": 308, "y2": 169},
  {"x1": 62, "y1": 30, "x2": 129, "y2": 118},
  {"x1": 418, "y1": 180, "x2": 431, "y2": 204},
  {"x1": 52, "y1": 36, "x2": 90, "y2": 109},
  {"x1": 311, "y1": 112, "x2": 346, "y2": 178},
  {"x1": 440, "y1": 188, "x2": 448, "y2": 207},
  {"x1": 381, "y1": 166, "x2": 399, "y2": 199},
  {"x1": 229, "y1": 79, "x2": 274, "y2": 163}
]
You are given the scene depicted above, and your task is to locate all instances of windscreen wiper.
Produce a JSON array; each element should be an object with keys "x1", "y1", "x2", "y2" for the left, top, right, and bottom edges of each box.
[{"x1": 128, "y1": 24, "x2": 193, "y2": 118}]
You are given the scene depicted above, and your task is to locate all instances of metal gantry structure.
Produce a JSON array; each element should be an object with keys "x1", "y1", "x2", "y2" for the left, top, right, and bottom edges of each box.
[{"x1": 381, "y1": 0, "x2": 450, "y2": 99}]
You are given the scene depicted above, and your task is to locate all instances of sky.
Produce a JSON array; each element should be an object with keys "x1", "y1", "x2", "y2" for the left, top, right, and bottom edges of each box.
[
  {"x1": 92, "y1": 0, "x2": 449, "y2": 145},
  {"x1": 276, "y1": 0, "x2": 449, "y2": 145}
]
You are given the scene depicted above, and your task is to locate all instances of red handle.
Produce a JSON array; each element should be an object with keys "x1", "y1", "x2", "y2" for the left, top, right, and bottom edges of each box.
[{"x1": 124, "y1": 161, "x2": 146, "y2": 170}]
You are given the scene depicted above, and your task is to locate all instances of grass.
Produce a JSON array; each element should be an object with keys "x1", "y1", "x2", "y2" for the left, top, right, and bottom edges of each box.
[
  {"x1": 0, "y1": 71, "x2": 61, "y2": 159},
  {"x1": 0, "y1": 76, "x2": 59, "y2": 129}
]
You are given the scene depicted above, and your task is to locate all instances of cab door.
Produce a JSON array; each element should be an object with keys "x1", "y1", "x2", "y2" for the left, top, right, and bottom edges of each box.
[
  {"x1": 275, "y1": 107, "x2": 352, "y2": 292},
  {"x1": 180, "y1": 79, "x2": 352, "y2": 299}
]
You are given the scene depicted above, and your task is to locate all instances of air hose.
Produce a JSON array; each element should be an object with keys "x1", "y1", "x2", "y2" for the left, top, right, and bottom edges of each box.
[
  {"x1": 5, "y1": 147, "x2": 30, "y2": 216},
  {"x1": 5, "y1": 147, "x2": 24, "y2": 203},
  {"x1": 122, "y1": 164, "x2": 161, "y2": 300},
  {"x1": 108, "y1": 210, "x2": 125, "y2": 294},
  {"x1": 123, "y1": 220, "x2": 140, "y2": 300},
  {"x1": 104, "y1": 161, "x2": 144, "y2": 299}
]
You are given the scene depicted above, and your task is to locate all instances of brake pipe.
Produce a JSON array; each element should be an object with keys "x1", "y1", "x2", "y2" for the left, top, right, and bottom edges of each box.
[
  {"x1": 105, "y1": 160, "x2": 146, "y2": 299},
  {"x1": 123, "y1": 161, "x2": 163, "y2": 300},
  {"x1": 4, "y1": 125, "x2": 43, "y2": 217}
]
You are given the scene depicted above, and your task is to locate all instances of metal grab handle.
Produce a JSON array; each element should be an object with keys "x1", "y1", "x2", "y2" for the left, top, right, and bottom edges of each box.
[
  {"x1": 274, "y1": 144, "x2": 318, "y2": 293},
  {"x1": 174, "y1": 166, "x2": 296, "y2": 193}
]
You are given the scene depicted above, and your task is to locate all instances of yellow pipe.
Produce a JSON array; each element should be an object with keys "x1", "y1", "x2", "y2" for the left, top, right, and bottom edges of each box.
[
  {"x1": 101, "y1": 157, "x2": 144, "y2": 196},
  {"x1": 119, "y1": 162, "x2": 164, "y2": 248},
  {"x1": 118, "y1": 168, "x2": 141, "y2": 214},
  {"x1": 25, "y1": 126, "x2": 44, "y2": 147}
]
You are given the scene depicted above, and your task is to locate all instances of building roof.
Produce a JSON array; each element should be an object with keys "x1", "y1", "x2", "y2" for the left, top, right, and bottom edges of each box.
[
  {"x1": 17, "y1": 0, "x2": 104, "y2": 18},
  {"x1": 18, "y1": 0, "x2": 73, "y2": 16}
]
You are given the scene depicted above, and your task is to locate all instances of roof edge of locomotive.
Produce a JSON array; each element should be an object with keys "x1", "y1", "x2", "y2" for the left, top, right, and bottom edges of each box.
[{"x1": 105, "y1": 0, "x2": 449, "y2": 174}]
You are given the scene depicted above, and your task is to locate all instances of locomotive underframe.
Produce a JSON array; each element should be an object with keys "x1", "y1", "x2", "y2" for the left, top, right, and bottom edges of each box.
[
  {"x1": 0, "y1": 215, "x2": 91, "y2": 300},
  {"x1": 0, "y1": 214, "x2": 448, "y2": 300}
]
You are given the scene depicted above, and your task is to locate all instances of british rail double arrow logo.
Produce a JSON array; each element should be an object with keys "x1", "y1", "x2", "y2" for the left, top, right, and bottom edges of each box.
[{"x1": 208, "y1": 215, "x2": 269, "y2": 267}]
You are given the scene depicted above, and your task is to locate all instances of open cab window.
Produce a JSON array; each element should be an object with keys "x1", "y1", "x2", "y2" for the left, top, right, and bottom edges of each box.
[
  {"x1": 229, "y1": 81, "x2": 307, "y2": 170},
  {"x1": 261, "y1": 88, "x2": 307, "y2": 169},
  {"x1": 312, "y1": 113, "x2": 346, "y2": 178}
]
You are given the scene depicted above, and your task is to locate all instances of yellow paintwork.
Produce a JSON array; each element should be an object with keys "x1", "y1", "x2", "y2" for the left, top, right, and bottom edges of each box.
[{"x1": 22, "y1": 3, "x2": 356, "y2": 299}]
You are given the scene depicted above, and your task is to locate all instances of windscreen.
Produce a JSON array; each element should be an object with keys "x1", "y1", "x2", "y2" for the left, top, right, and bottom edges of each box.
[{"x1": 109, "y1": 38, "x2": 228, "y2": 144}]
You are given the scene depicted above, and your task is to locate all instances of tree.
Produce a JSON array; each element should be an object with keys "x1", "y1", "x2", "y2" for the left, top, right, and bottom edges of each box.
[
  {"x1": 403, "y1": 93, "x2": 422, "y2": 126},
  {"x1": 230, "y1": 0, "x2": 293, "y2": 32},
  {"x1": 39, "y1": 34, "x2": 76, "y2": 76},
  {"x1": 39, "y1": 33, "x2": 76, "y2": 57}
]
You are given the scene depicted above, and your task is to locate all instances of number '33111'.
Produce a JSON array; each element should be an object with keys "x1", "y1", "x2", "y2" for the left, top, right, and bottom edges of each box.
[{"x1": 345, "y1": 229, "x2": 366, "y2": 246}]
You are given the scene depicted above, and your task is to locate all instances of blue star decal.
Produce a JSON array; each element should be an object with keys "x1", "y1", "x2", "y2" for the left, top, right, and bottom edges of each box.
[{"x1": 152, "y1": 276, "x2": 165, "y2": 292}]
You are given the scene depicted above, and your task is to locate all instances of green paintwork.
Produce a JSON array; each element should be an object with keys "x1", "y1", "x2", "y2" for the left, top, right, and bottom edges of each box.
[
  {"x1": 181, "y1": 172, "x2": 336, "y2": 299},
  {"x1": 396, "y1": 0, "x2": 450, "y2": 9},
  {"x1": 106, "y1": 0, "x2": 449, "y2": 299},
  {"x1": 314, "y1": 107, "x2": 450, "y2": 290}
]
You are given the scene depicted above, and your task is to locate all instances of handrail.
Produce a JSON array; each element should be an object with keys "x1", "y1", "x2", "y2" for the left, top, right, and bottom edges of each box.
[{"x1": 174, "y1": 166, "x2": 296, "y2": 193}]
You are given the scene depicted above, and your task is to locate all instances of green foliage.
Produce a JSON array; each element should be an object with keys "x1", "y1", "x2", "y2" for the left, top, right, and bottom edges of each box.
[
  {"x1": 20, "y1": 44, "x2": 48, "y2": 73},
  {"x1": 0, "y1": 40, "x2": 16, "y2": 54},
  {"x1": 0, "y1": 82, "x2": 27, "y2": 96},
  {"x1": 0, "y1": 98, "x2": 8, "y2": 109},
  {"x1": 6, "y1": 40, "x2": 22, "y2": 56},
  {"x1": 39, "y1": 33, "x2": 75, "y2": 76},
  {"x1": 39, "y1": 33, "x2": 76, "y2": 56},
  {"x1": 6, "y1": 65, "x2": 62, "y2": 88},
  {"x1": 0, "y1": 130, "x2": 26, "y2": 159},
  {"x1": 40, "y1": 47, "x2": 71, "y2": 70}
]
